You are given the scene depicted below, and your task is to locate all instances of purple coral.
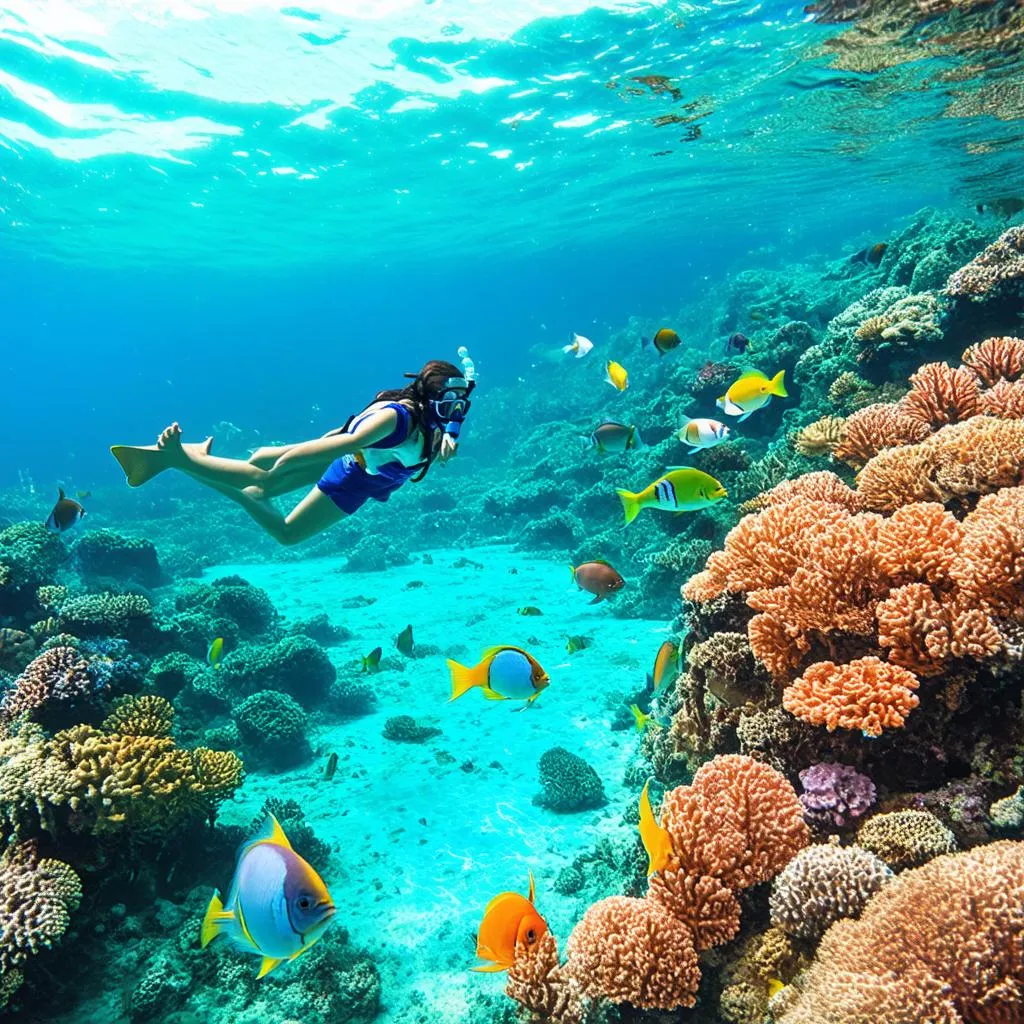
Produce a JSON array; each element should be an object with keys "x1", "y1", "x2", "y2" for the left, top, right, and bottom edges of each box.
[{"x1": 799, "y1": 762, "x2": 876, "y2": 827}]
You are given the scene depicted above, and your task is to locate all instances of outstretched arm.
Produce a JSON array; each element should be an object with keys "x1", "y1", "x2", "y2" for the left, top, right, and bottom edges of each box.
[{"x1": 269, "y1": 408, "x2": 399, "y2": 474}]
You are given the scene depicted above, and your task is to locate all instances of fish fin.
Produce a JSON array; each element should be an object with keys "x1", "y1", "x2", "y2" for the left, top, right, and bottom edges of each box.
[
  {"x1": 646, "y1": 672, "x2": 655, "y2": 692},
  {"x1": 589, "y1": 593, "x2": 604, "y2": 605},
  {"x1": 447, "y1": 658, "x2": 482, "y2": 701},
  {"x1": 481, "y1": 686, "x2": 507, "y2": 701},
  {"x1": 769, "y1": 369, "x2": 788, "y2": 397},
  {"x1": 629, "y1": 704, "x2": 648, "y2": 731},
  {"x1": 528, "y1": 869, "x2": 536, "y2": 904},
  {"x1": 738, "y1": 411, "x2": 753, "y2": 423},
  {"x1": 57, "y1": 487, "x2": 65, "y2": 500},
  {"x1": 245, "y1": 813, "x2": 293, "y2": 853},
  {"x1": 481, "y1": 644, "x2": 528, "y2": 660},
  {"x1": 200, "y1": 891, "x2": 231, "y2": 948},
  {"x1": 470, "y1": 962, "x2": 511, "y2": 973},
  {"x1": 288, "y1": 941, "x2": 316, "y2": 963},
  {"x1": 256, "y1": 957, "x2": 285, "y2": 980},
  {"x1": 109, "y1": 444, "x2": 169, "y2": 487},
  {"x1": 616, "y1": 488, "x2": 642, "y2": 526}
]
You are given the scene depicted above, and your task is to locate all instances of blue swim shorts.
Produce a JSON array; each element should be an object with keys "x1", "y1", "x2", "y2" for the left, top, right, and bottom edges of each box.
[{"x1": 317, "y1": 455, "x2": 409, "y2": 515}]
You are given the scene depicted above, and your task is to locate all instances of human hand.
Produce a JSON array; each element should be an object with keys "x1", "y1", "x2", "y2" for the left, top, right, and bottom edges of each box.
[{"x1": 438, "y1": 434, "x2": 458, "y2": 464}]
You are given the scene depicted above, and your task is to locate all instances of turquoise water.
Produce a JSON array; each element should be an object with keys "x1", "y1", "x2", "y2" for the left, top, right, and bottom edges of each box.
[{"x1": 3, "y1": 2, "x2": 1024, "y2": 1023}]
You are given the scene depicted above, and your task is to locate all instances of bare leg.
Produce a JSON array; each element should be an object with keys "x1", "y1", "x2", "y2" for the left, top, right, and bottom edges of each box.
[
  {"x1": 202, "y1": 478, "x2": 345, "y2": 546},
  {"x1": 156, "y1": 423, "x2": 268, "y2": 489}
]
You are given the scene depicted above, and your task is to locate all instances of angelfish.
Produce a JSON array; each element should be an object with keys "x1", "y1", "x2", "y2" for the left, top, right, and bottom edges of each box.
[
  {"x1": 717, "y1": 370, "x2": 787, "y2": 422},
  {"x1": 201, "y1": 814, "x2": 335, "y2": 979},
  {"x1": 45, "y1": 488, "x2": 85, "y2": 534},
  {"x1": 447, "y1": 646, "x2": 549, "y2": 710},
  {"x1": 472, "y1": 871, "x2": 548, "y2": 972},
  {"x1": 638, "y1": 780, "x2": 673, "y2": 877}
]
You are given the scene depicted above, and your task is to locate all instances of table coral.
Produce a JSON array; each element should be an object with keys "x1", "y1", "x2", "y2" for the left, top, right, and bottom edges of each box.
[
  {"x1": 565, "y1": 896, "x2": 701, "y2": 1010},
  {"x1": 783, "y1": 657, "x2": 920, "y2": 737},
  {"x1": 1, "y1": 646, "x2": 93, "y2": 722},
  {"x1": 856, "y1": 809, "x2": 957, "y2": 870},
  {"x1": 769, "y1": 843, "x2": 892, "y2": 940},
  {"x1": 775, "y1": 842, "x2": 1024, "y2": 1024},
  {"x1": 0, "y1": 840, "x2": 81, "y2": 1007},
  {"x1": 946, "y1": 224, "x2": 1024, "y2": 300}
]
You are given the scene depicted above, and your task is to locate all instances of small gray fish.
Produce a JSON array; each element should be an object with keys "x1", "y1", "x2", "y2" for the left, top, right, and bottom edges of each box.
[
  {"x1": 323, "y1": 752, "x2": 338, "y2": 781},
  {"x1": 45, "y1": 488, "x2": 85, "y2": 534}
]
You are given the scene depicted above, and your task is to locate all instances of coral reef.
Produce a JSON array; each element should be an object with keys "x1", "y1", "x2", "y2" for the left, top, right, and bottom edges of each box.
[
  {"x1": 798, "y1": 762, "x2": 876, "y2": 827},
  {"x1": 533, "y1": 747, "x2": 606, "y2": 812},
  {"x1": 232, "y1": 689, "x2": 310, "y2": 769},
  {"x1": 381, "y1": 714, "x2": 440, "y2": 743},
  {"x1": 74, "y1": 529, "x2": 162, "y2": 588},
  {"x1": 855, "y1": 809, "x2": 958, "y2": 870}
]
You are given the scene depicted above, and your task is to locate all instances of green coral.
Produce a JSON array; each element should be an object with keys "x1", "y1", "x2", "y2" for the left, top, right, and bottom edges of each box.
[
  {"x1": 58, "y1": 592, "x2": 154, "y2": 642},
  {"x1": 220, "y1": 635, "x2": 335, "y2": 707},
  {"x1": 232, "y1": 690, "x2": 309, "y2": 768},
  {"x1": 74, "y1": 529, "x2": 162, "y2": 588}
]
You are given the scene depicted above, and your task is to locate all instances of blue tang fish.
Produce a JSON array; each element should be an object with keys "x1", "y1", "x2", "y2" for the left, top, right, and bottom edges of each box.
[
  {"x1": 201, "y1": 813, "x2": 335, "y2": 978},
  {"x1": 447, "y1": 645, "x2": 549, "y2": 710}
]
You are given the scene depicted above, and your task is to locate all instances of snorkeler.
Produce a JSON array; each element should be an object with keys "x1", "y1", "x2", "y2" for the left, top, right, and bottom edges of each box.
[{"x1": 109, "y1": 358, "x2": 475, "y2": 546}]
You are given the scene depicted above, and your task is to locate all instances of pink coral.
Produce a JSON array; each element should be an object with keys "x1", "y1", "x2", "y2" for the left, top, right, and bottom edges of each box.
[
  {"x1": 1, "y1": 647, "x2": 92, "y2": 721},
  {"x1": 945, "y1": 224, "x2": 1024, "y2": 299},
  {"x1": 875, "y1": 502, "x2": 963, "y2": 585},
  {"x1": 782, "y1": 657, "x2": 920, "y2": 737},
  {"x1": 953, "y1": 485, "x2": 1024, "y2": 617},
  {"x1": 962, "y1": 335, "x2": 1024, "y2": 386},
  {"x1": 832, "y1": 402, "x2": 931, "y2": 468},
  {"x1": 776, "y1": 842, "x2": 1024, "y2": 1024},
  {"x1": 742, "y1": 471, "x2": 865, "y2": 512},
  {"x1": 646, "y1": 869, "x2": 741, "y2": 952},
  {"x1": 981, "y1": 378, "x2": 1024, "y2": 419},
  {"x1": 899, "y1": 361, "x2": 981, "y2": 428},
  {"x1": 565, "y1": 897, "x2": 700, "y2": 1010}
]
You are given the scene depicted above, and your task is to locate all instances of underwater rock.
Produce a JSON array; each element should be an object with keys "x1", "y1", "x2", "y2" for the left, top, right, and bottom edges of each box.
[
  {"x1": 232, "y1": 689, "x2": 311, "y2": 769},
  {"x1": 74, "y1": 528, "x2": 163, "y2": 589},
  {"x1": 798, "y1": 762, "x2": 876, "y2": 827},
  {"x1": 533, "y1": 746, "x2": 606, "y2": 813},
  {"x1": 382, "y1": 714, "x2": 440, "y2": 743},
  {"x1": 287, "y1": 611, "x2": 352, "y2": 646},
  {"x1": 769, "y1": 842, "x2": 892, "y2": 940}
]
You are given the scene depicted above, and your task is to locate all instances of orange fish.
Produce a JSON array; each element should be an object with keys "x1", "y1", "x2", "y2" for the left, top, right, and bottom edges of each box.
[
  {"x1": 472, "y1": 871, "x2": 548, "y2": 972},
  {"x1": 639, "y1": 780, "x2": 673, "y2": 876}
]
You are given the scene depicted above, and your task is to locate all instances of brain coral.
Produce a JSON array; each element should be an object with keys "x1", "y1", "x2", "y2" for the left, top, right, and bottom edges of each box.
[
  {"x1": 769, "y1": 843, "x2": 892, "y2": 940},
  {"x1": 533, "y1": 747, "x2": 606, "y2": 813},
  {"x1": 0, "y1": 840, "x2": 81, "y2": 1006},
  {"x1": 233, "y1": 689, "x2": 309, "y2": 768},
  {"x1": 775, "y1": 841, "x2": 1024, "y2": 1024},
  {"x1": 855, "y1": 810, "x2": 957, "y2": 870},
  {"x1": 782, "y1": 657, "x2": 920, "y2": 737},
  {"x1": 565, "y1": 896, "x2": 700, "y2": 1010}
]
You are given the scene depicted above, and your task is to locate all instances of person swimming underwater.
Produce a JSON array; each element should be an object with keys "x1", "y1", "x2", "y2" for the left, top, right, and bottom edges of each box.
[{"x1": 109, "y1": 359, "x2": 474, "y2": 546}]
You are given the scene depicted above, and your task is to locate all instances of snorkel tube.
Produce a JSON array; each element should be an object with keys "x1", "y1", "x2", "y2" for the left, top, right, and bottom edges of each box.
[{"x1": 435, "y1": 347, "x2": 477, "y2": 440}]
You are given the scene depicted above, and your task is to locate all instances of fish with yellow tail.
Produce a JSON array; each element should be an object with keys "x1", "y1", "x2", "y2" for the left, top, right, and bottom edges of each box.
[
  {"x1": 563, "y1": 333, "x2": 594, "y2": 359},
  {"x1": 472, "y1": 871, "x2": 548, "y2": 972},
  {"x1": 201, "y1": 814, "x2": 335, "y2": 979},
  {"x1": 717, "y1": 369, "x2": 787, "y2": 422},
  {"x1": 448, "y1": 646, "x2": 549, "y2": 710},
  {"x1": 605, "y1": 360, "x2": 629, "y2": 391},
  {"x1": 616, "y1": 467, "x2": 727, "y2": 524},
  {"x1": 639, "y1": 779, "x2": 673, "y2": 876},
  {"x1": 629, "y1": 704, "x2": 654, "y2": 732}
]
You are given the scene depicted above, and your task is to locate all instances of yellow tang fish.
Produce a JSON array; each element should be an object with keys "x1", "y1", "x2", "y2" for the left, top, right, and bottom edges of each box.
[
  {"x1": 447, "y1": 646, "x2": 549, "y2": 710},
  {"x1": 616, "y1": 467, "x2": 727, "y2": 525},
  {"x1": 605, "y1": 360, "x2": 629, "y2": 391},
  {"x1": 648, "y1": 640, "x2": 679, "y2": 692},
  {"x1": 639, "y1": 780, "x2": 673, "y2": 876},
  {"x1": 472, "y1": 871, "x2": 548, "y2": 972},
  {"x1": 717, "y1": 369, "x2": 787, "y2": 421},
  {"x1": 201, "y1": 814, "x2": 335, "y2": 979}
]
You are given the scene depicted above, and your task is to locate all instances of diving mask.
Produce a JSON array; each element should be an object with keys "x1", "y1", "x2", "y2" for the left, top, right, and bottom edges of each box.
[{"x1": 431, "y1": 376, "x2": 474, "y2": 436}]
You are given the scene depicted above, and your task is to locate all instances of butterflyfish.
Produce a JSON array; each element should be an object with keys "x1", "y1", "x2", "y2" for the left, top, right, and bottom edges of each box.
[
  {"x1": 447, "y1": 646, "x2": 549, "y2": 709},
  {"x1": 472, "y1": 871, "x2": 548, "y2": 972},
  {"x1": 586, "y1": 422, "x2": 642, "y2": 454},
  {"x1": 396, "y1": 625, "x2": 414, "y2": 657},
  {"x1": 201, "y1": 813, "x2": 335, "y2": 979},
  {"x1": 616, "y1": 468, "x2": 727, "y2": 525},
  {"x1": 207, "y1": 637, "x2": 225, "y2": 670},
  {"x1": 563, "y1": 333, "x2": 594, "y2": 358},
  {"x1": 648, "y1": 640, "x2": 679, "y2": 692},
  {"x1": 639, "y1": 779, "x2": 673, "y2": 877},
  {"x1": 570, "y1": 561, "x2": 625, "y2": 604},
  {"x1": 361, "y1": 646, "x2": 382, "y2": 672},
  {"x1": 717, "y1": 370, "x2": 787, "y2": 421},
  {"x1": 643, "y1": 328, "x2": 681, "y2": 356},
  {"x1": 45, "y1": 489, "x2": 85, "y2": 534},
  {"x1": 605, "y1": 360, "x2": 629, "y2": 391},
  {"x1": 678, "y1": 418, "x2": 730, "y2": 451}
]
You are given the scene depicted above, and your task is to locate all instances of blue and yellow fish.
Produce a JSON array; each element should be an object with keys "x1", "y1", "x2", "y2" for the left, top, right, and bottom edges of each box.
[
  {"x1": 201, "y1": 814, "x2": 335, "y2": 979},
  {"x1": 447, "y1": 646, "x2": 549, "y2": 710}
]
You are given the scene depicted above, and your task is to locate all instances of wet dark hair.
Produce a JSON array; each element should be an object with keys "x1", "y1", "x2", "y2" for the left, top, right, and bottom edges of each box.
[{"x1": 373, "y1": 359, "x2": 465, "y2": 482}]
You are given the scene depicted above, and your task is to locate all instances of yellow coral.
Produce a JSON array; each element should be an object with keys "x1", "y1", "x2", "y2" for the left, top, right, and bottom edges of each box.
[
  {"x1": 794, "y1": 416, "x2": 846, "y2": 457},
  {"x1": 102, "y1": 695, "x2": 175, "y2": 738}
]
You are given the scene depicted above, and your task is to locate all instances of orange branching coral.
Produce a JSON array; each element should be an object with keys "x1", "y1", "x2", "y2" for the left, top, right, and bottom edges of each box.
[
  {"x1": 832, "y1": 402, "x2": 931, "y2": 468},
  {"x1": 506, "y1": 932, "x2": 582, "y2": 1024},
  {"x1": 875, "y1": 502, "x2": 963, "y2": 585},
  {"x1": 748, "y1": 611, "x2": 809, "y2": 679},
  {"x1": 953, "y1": 485, "x2": 1024, "y2": 617},
  {"x1": 775, "y1": 842, "x2": 1024, "y2": 1024},
  {"x1": 981, "y1": 378, "x2": 1024, "y2": 419},
  {"x1": 962, "y1": 335, "x2": 1024, "y2": 386},
  {"x1": 782, "y1": 657, "x2": 920, "y2": 737},
  {"x1": 857, "y1": 416, "x2": 1024, "y2": 511},
  {"x1": 899, "y1": 361, "x2": 981, "y2": 427},
  {"x1": 565, "y1": 897, "x2": 700, "y2": 1010},
  {"x1": 647, "y1": 869, "x2": 741, "y2": 952},
  {"x1": 741, "y1": 471, "x2": 865, "y2": 513},
  {"x1": 660, "y1": 755, "x2": 810, "y2": 890}
]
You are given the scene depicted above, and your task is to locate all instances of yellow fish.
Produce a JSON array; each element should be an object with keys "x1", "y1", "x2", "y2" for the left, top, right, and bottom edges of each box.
[
  {"x1": 639, "y1": 780, "x2": 673, "y2": 876},
  {"x1": 767, "y1": 978, "x2": 785, "y2": 998},
  {"x1": 207, "y1": 637, "x2": 225, "y2": 670},
  {"x1": 717, "y1": 369, "x2": 787, "y2": 421},
  {"x1": 648, "y1": 640, "x2": 679, "y2": 692},
  {"x1": 616, "y1": 468, "x2": 727, "y2": 525},
  {"x1": 629, "y1": 704, "x2": 653, "y2": 732},
  {"x1": 605, "y1": 360, "x2": 629, "y2": 391}
]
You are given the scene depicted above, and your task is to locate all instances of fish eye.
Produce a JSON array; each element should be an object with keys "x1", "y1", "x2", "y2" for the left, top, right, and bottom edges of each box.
[
  {"x1": 526, "y1": 929, "x2": 537, "y2": 944},
  {"x1": 298, "y1": 896, "x2": 312, "y2": 910}
]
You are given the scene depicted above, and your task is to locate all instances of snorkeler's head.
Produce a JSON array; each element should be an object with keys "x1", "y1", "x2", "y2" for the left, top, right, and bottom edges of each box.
[{"x1": 404, "y1": 360, "x2": 475, "y2": 432}]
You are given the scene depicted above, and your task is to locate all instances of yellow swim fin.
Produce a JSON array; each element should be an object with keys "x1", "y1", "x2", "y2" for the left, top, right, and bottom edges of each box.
[
  {"x1": 616, "y1": 489, "x2": 642, "y2": 526},
  {"x1": 110, "y1": 444, "x2": 168, "y2": 487},
  {"x1": 200, "y1": 890, "x2": 234, "y2": 948},
  {"x1": 256, "y1": 956, "x2": 285, "y2": 979}
]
